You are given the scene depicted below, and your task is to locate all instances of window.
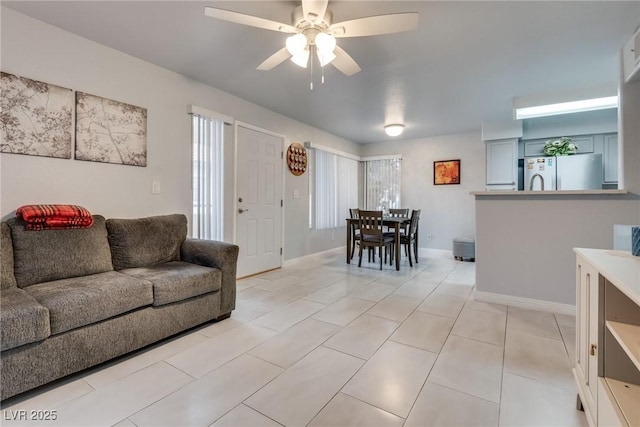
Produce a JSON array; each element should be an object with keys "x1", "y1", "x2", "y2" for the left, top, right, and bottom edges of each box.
[
  {"x1": 191, "y1": 110, "x2": 225, "y2": 240},
  {"x1": 312, "y1": 148, "x2": 358, "y2": 230},
  {"x1": 364, "y1": 157, "x2": 402, "y2": 211}
]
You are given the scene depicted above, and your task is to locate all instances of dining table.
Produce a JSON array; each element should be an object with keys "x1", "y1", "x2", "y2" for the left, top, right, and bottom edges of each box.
[{"x1": 346, "y1": 216, "x2": 411, "y2": 271}]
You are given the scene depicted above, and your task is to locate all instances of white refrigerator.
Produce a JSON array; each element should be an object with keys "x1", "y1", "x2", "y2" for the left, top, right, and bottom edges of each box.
[{"x1": 524, "y1": 154, "x2": 603, "y2": 191}]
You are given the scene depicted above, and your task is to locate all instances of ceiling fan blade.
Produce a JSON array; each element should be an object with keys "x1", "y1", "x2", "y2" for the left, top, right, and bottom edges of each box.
[
  {"x1": 330, "y1": 13, "x2": 419, "y2": 38},
  {"x1": 257, "y1": 47, "x2": 292, "y2": 71},
  {"x1": 301, "y1": 0, "x2": 329, "y2": 23},
  {"x1": 204, "y1": 7, "x2": 297, "y2": 33},
  {"x1": 331, "y1": 46, "x2": 361, "y2": 76}
]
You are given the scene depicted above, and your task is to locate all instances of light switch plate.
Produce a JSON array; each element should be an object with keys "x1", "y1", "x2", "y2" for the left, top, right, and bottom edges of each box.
[{"x1": 152, "y1": 181, "x2": 160, "y2": 194}]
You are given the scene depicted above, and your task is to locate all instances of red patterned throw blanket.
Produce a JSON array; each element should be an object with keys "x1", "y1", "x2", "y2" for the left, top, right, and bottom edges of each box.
[{"x1": 16, "y1": 204, "x2": 94, "y2": 230}]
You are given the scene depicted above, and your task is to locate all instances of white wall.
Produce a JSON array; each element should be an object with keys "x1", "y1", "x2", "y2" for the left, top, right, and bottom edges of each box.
[
  {"x1": 360, "y1": 131, "x2": 485, "y2": 250},
  {"x1": 0, "y1": 8, "x2": 360, "y2": 260}
]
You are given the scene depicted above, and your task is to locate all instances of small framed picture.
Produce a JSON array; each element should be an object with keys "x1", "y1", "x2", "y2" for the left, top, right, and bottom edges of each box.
[{"x1": 434, "y1": 159, "x2": 461, "y2": 185}]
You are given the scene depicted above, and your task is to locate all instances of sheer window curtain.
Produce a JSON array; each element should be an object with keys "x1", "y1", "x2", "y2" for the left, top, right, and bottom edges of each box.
[
  {"x1": 364, "y1": 158, "x2": 402, "y2": 211},
  {"x1": 191, "y1": 114, "x2": 224, "y2": 240},
  {"x1": 314, "y1": 149, "x2": 358, "y2": 230}
]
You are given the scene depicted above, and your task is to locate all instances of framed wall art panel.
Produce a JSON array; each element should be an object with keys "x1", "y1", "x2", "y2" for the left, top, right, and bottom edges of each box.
[
  {"x1": 434, "y1": 159, "x2": 461, "y2": 185},
  {"x1": 75, "y1": 92, "x2": 147, "y2": 166},
  {"x1": 0, "y1": 72, "x2": 73, "y2": 159}
]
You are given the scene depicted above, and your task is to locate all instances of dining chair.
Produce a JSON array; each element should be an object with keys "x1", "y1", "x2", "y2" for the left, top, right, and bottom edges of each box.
[
  {"x1": 349, "y1": 208, "x2": 361, "y2": 260},
  {"x1": 388, "y1": 208, "x2": 409, "y2": 218},
  {"x1": 400, "y1": 209, "x2": 421, "y2": 267},
  {"x1": 383, "y1": 208, "x2": 409, "y2": 258},
  {"x1": 387, "y1": 208, "x2": 409, "y2": 234},
  {"x1": 358, "y1": 210, "x2": 395, "y2": 270}
]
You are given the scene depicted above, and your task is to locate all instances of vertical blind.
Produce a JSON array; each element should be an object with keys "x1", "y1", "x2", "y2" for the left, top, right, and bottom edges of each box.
[
  {"x1": 364, "y1": 158, "x2": 402, "y2": 211},
  {"x1": 191, "y1": 114, "x2": 224, "y2": 240},
  {"x1": 314, "y1": 149, "x2": 358, "y2": 229}
]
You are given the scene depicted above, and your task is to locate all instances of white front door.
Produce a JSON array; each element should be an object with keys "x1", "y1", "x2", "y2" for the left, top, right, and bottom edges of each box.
[{"x1": 235, "y1": 124, "x2": 283, "y2": 277}]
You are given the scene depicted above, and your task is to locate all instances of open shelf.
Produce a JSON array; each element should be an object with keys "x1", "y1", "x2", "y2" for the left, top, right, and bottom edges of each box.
[
  {"x1": 605, "y1": 378, "x2": 640, "y2": 426},
  {"x1": 606, "y1": 321, "x2": 640, "y2": 372}
]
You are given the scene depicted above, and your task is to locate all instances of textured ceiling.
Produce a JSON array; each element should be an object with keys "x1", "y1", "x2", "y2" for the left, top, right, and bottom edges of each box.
[{"x1": 4, "y1": 1, "x2": 639, "y2": 144}]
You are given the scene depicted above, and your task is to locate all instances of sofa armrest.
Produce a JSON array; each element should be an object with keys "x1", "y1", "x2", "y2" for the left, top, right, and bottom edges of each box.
[{"x1": 180, "y1": 238, "x2": 239, "y2": 315}]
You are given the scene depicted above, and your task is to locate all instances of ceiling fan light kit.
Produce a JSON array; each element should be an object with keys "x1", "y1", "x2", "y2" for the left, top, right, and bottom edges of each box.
[
  {"x1": 384, "y1": 124, "x2": 405, "y2": 137},
  {"x1": 204, "y1": 0, "x2": 419, "y2": 88},
  {"x1": 286, "y1": 32, "x2": 337, "y2": 69},
  {"x1": 286, "y1": 33, "x2": 307, "y2": 57},
  {"x1": 291, "y1": 51, "x2": 310, "y2": 68}
]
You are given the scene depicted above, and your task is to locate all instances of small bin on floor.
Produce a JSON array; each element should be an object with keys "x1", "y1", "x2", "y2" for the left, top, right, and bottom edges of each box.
[{"x1": 453, "y1": 237, "x2": 475, "y2": 262}]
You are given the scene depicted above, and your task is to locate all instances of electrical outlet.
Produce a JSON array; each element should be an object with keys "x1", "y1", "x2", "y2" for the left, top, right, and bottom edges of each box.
[{"x1": 426, "y1": 234, "x2": 433, "y2": 241}]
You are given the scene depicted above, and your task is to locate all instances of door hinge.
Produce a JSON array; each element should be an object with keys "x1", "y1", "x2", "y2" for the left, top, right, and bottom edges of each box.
[
  {"x1": 281, "y1": 199, "x2": 283, "y2": 207},
  {"x1": 281, "y1": 151, "x2": 284, "y2": 159},
  {"x1": 280, "y1": 248, "x2": 283, "y2": 255}
]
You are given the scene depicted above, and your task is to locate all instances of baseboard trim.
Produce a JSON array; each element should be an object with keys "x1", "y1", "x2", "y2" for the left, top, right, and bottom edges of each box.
[
  {"x1": 418, "y1": 248, "x2": 453, "y2": 259},
  {"x1": 282, "y1": 246, "x2": 343, "y2": 268},
  {"x1": 472, "y1": 289, "x2": 576, "y2": 316},
  {"x1": 283, "y1": 246, "x2": 454, "y2": 268}
]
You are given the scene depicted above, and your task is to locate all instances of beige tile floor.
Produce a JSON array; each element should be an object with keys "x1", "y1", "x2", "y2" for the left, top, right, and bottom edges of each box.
[{"x1": 1, "y1": 248, "x2": 588, "y2": 427}]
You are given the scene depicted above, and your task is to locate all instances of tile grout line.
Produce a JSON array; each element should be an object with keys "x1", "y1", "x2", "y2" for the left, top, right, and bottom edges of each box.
[
  {"x1": 496, "y1": 304, "x2": 511, "y2": 426},
  {"x1": 400, "y1": 281, "x2": 476, "y2": 424}
]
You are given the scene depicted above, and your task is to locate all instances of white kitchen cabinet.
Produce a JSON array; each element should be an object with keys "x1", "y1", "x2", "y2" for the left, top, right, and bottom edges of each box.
[
  {"x1": 603, "y1": 134, "x2": 618, "y2": 184},
  {"x1": 574, "y1": 249, "x2": 640, "y2": 427},
  {"x1": 485, "y1": 138, "x2": 517, "y2": 190}
]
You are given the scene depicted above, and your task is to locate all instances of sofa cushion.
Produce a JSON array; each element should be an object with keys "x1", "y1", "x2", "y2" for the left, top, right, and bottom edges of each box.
[
  {"x1": 7, "y1": 216, "x2": 113, "y2": 288},
  {"x1": 0, "y1": 288, "x2": 51, "y2": 351},
  {"x1": 1, "y1": 223, "x2": 17, "y2": 289},
  {"x1": 119, "y1": 261, "x2": 221, "y2": 306},
  {"x1": 106, "y1": 214, "x2": 187, "y2": 270},
  {"x1": 26, "y1": 271, "x2": 153, "y2": 335}
]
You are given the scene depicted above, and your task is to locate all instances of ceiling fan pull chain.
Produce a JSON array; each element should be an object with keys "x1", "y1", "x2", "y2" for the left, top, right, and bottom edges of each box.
[{"x1": 310, "y1": 44, "x2": 314, "y2": 90}]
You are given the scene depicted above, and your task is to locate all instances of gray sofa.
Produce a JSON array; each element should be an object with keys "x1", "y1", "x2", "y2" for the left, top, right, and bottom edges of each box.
[{"x1": 0, "y1": 214, "x2": 238, "y2": 401}]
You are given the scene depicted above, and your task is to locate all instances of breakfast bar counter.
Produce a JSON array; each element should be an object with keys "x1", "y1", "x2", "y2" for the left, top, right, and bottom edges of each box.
[
  {"x1": 471, "y1": 189, "x2": 628, "y2": 197},
  {"x1": 472, "y1": 190, "x2": 639, "y2": 312}
]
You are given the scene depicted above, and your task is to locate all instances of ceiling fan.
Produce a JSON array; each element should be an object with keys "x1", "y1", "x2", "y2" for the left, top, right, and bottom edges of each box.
[{"x1": 204, "y1": 0, "x2": 418, "y2": 83}]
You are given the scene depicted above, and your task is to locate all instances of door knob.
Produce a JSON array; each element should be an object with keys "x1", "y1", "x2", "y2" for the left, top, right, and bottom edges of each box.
[{"x1": 238, "y1": 208, "x2": 249, "y2": 214}]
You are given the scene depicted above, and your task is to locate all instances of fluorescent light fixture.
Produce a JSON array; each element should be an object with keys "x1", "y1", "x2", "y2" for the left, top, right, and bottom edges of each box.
[
  {"x1": 384, "y1": 124, "x2": 404, "y2": 137},
  {"x1": 514, "y1": 96, "x2": 618, "y2": 119}
]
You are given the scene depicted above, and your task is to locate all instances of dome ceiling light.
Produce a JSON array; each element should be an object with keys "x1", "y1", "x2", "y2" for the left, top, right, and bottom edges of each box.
[{"x1": 384, "y1": 124, "x2": 405, "y2": 137}]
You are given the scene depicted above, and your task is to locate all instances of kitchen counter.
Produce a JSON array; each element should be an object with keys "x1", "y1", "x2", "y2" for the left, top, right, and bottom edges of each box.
[{"x1": 471, "y1": 189, "x2": 628, "y2": 196}]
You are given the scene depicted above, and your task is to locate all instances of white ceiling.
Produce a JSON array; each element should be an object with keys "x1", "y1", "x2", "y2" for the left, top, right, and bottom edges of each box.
[{"x1": 4, "y1": 1, "x2": 639, "y2": 144}]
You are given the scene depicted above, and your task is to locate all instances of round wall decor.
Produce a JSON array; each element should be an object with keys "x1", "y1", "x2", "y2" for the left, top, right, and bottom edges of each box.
[{"x1": 287, "y1": 143, "x2": 307, "y2": 176}]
